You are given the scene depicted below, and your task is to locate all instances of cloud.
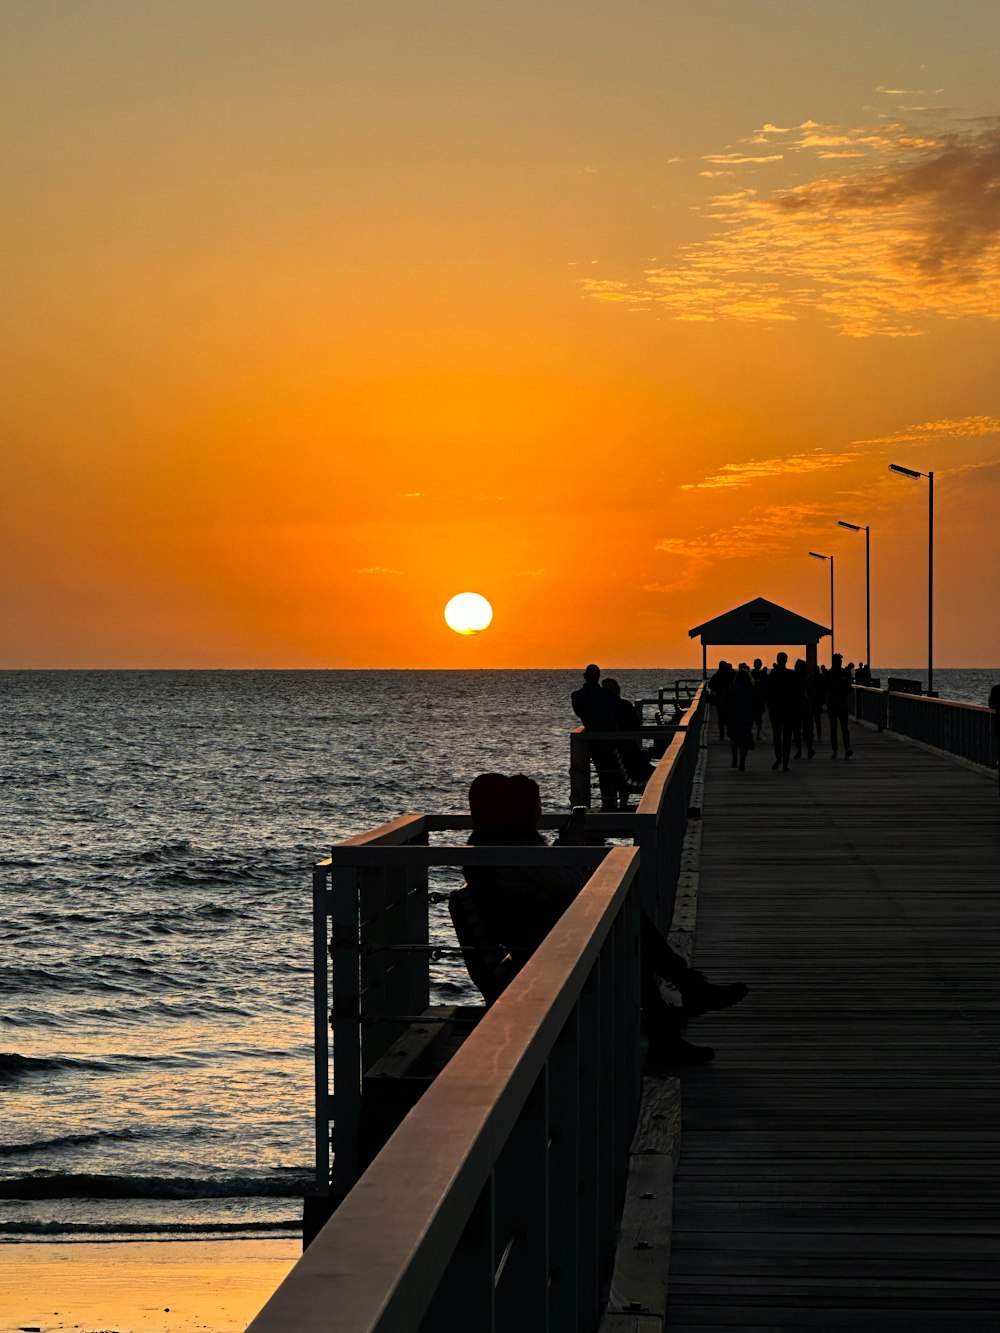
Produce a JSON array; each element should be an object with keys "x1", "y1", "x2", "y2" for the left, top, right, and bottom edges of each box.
[
  {"x1": 702, "y1": 152, "x2": 785, "y2": 165},
  {"x1": 655, "y1": 503, "x2": 832, "y2": 564},
  {"x1": 853, "y1": 415, "x2": 1000, "y2": 445},
  {"x1": 585, "y1": 114, "x2": 1000, "y2": 336},
  {"x1": 357, "y1": 566, "x2": 402, "y2": 575},
  {"x1": 679, "y1": 449, "x2": 859, "y2": 490}
]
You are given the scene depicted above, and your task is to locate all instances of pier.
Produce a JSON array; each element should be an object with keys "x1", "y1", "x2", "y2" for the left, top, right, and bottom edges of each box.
[{"x1": 247, "y1": 682, "x2": 999, "y2": 1332}]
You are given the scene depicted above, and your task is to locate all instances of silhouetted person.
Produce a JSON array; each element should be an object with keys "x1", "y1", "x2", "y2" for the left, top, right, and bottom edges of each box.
[
  {"x1": 827, "y1": 654, "x2": 853, "y2": 759},
  {"x1": 709, "y1": 660, "x2": 735, "y2": 741},
  {"x1": 812, "y1": 665, "x2": 827, "y2": 741},
  {"x1": 751, "y1": 659, "x2": 767, "y2": 739},
  {"x1": 602, "y1": 677, "x2": 654, "y2": 806},
  {"x1": 766, "y1": 652, "x2": 799, "y2": 771},
  {"x1": 462, "y1": 773, "x2": 747, "y2": 1064},
  {"x1": 989, "y1": 682, "x2": 1000, "y2": 767},
  {"x1": 792, "y1": 659, "x2": 816, "y2": 760},
  {"x1": 571, "y1": 664, "x2": 619, "y2": 811},
  {"x1": 726, "y1": 668, "x2": 756, "y2": 772}
]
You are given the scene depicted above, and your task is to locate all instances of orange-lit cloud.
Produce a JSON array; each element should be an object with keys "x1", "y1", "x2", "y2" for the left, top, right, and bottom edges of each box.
[
  {"x1": 585, "y1": 115, "x2": 1000, "y2": 337},
  {"x1": 679, "y1": 449, "x2": 860, "y2": 490},
  {"x1": 655, "y1": 502, "x2": 831, "y2": 565},
  {"x1": 852, "y1": 414, "x2": 1000, "y2": 445}
]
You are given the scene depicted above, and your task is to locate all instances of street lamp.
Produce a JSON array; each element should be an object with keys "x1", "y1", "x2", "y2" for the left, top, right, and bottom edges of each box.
[
  {"x1": 837, "y1": 520, "x2": 871, "y2": 670},
  {"x1": 808, "y1": 551, "x2": 835, "y2": 663},
  {"x1": 889, "y1": 463, "x2": 934, "y2": 696}
]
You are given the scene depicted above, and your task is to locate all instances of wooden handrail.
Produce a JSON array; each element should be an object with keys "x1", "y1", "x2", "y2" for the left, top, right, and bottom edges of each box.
[{"x1": 249, "y1": 847, "x2": 641, "y2": 1333}]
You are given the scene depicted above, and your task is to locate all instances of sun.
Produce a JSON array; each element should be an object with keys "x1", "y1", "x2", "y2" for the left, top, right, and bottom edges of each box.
[{"x1": 444, "y1": 592, "x2": 493, "y2": 636}]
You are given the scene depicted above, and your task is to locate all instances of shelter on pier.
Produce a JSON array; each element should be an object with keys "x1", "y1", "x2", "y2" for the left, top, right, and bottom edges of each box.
[{"x1": 689, "y1": 596, "x2": 830, "y2": 676}]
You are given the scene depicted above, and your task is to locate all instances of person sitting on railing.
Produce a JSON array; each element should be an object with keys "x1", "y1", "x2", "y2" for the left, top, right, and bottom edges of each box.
[
  {"x1": 455, "y1": 772, "x2": 748, "y2": 1065},
  {"x1": 601, "y1": 677, "x2": 655, "y2": 804}
]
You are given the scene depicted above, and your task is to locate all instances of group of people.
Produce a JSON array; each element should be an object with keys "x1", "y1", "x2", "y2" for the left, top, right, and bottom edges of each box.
[
  {"x1": 570, "y1": 662, "x2": 656, "y2": 810},
  {"x1": 710, "y1": 653, "x2": 856, "y2": 772},
  {"x1": 456, "y1": 770, "x2": 747, "y2": 1066}
]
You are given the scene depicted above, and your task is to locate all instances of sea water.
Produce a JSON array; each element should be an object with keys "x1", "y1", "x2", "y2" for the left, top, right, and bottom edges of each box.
[{"x1": 1, "y1": 667, "x2": 995, "y2": 1241}]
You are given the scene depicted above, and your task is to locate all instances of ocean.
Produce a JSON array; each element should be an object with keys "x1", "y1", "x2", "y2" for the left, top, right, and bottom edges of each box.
[{"x1": 2, "y1": 667, "x2": 996, "y2": 1243}]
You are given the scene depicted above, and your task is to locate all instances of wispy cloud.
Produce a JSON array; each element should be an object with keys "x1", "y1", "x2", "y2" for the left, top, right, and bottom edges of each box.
[
  {"x1": 679, "y1": 449, "x2": 859, "y2": 490},
  {"x1": 853, "y1": 414, "x2": 1000, "y2": 445},
  {"x1": 357, "y1": 566, "x2": 402, "y2": 575},
  {"x1": 585, "y1": 115, "x2": 1000, "y2": 336},
  {"x1": 655, "y1": 503, "x2": 831, "y2": 564}
]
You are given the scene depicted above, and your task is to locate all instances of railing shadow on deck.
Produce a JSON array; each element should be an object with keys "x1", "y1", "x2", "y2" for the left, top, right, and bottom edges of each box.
[
  {"x1": 854, "y1": 685, "x2": 997, "y2": 770},
  {"x1": 247, "y1": 684, "x2": 706, "y2": 1333}
]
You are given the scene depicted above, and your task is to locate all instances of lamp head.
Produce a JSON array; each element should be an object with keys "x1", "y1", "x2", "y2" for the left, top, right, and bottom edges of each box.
[
  {"x1": 838, "y1": 521, "x2": 862, "y2": 531},
  {"x1": 808, "y1": 551, "x2": 829, "y2": 561},
  {"x1": 889, "y1": 463, "x2": 922, "y2": 479}
]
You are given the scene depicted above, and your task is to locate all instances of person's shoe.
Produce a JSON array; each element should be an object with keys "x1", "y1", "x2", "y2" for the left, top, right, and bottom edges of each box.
[
  {"x1": 831, "y1": 751, "x2": 838, "y2": 759},
  {"x1": 681, "y1": 971, "x2": 749, "y2": 1018},
  {"x1": 808, "y1": 747, "x2": 815, "y2": 759},
  {"x1": 782, "y1": 763, "x2": 790, "y2": 771},
  {"x1": 738, "y1": 760, "x2": 745, "y2": 771},
  {"x1": 647, "y1": 1033, "x2": 715, "y2": 1066},
  {"x1": 771, "y1": 759, "x2": 781, "y2": 770},
  {"x1": 794, "y1": 749, "x2": 802, "y2": 759},
  {"x1": 731, "y1": 757, "x2": 738, "y2": 768},
  {"x1": 845, "y1": 748, "x2": 853, "y2": 759}
]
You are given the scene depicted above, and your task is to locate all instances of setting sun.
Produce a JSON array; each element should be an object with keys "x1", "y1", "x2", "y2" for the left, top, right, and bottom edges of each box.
[{"x1": 444, "y1": 592, "x2": 494, "y2": 636}]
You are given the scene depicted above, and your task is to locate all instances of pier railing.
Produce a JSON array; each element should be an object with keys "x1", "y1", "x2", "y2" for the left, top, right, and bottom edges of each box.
[
  {"x1": 253, "y1": 683, "x2": 707, "y2": 1332},
  {"x1": 252, "y1": 847, "x2": 642, "y2": 1333},
  {"x1": 854, "y1": 686, "x2": 996, "y2": 770}
]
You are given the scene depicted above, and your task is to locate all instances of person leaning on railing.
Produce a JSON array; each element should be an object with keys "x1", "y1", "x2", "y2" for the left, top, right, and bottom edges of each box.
[{"x1": 455, "y1": 772, "x2": 748, "y2": 1065}]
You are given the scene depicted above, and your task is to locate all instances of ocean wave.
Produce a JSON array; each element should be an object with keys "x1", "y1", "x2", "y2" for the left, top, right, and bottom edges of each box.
[
  {"x1": 0, "y1": 1052, "x2": 112, "y2": 1083},
  {"x1": 0, "y1": 1217, "x2": 301, "y2": 1238},
  {"x1": 0, "y1": 1168, "x2": 314, "y2": 1200},
  {"x1": 0, "y1": 1127, "x2": 150, "y2": 1158}
]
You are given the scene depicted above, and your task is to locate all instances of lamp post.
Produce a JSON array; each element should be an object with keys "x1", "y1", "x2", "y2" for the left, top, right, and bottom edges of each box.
[
  {"x1": 889, "y1": 463, "x2": 934, "y2": 696},
  {"x1": 837, "y1": 520, "x2": 871, "y2": 670},
  {"x1": 808, "y1": 551, "x2": 834, "y2": 663}
]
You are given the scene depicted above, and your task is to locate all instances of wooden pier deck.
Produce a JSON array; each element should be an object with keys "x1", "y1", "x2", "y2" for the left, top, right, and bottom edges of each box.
[{"x1": 666, "y1": 721, "x2": 1000, "y2": 1330}]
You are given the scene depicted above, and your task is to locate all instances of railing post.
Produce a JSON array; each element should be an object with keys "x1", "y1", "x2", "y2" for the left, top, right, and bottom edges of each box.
[
  {"x1": 546, "y1": 1010, "x2": 581, "y2": 1332},
  {"x1": 313, "y1": 862, "x2": 332, "y2": 1196},
  {"x1": 331, "y1": 864, "x2": 362, "y2": 1199},
  {"x1": 493, "y1": 1071, "x2": 549, "y2": 1332},
  {"x1": 570, "y1": 728, "x2": 591, "y2": 808}
]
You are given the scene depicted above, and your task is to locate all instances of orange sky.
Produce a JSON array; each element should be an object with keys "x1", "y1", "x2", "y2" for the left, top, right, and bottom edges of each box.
[{"x1": 3, "y1": 3, "x2": 999, "y2": 667}]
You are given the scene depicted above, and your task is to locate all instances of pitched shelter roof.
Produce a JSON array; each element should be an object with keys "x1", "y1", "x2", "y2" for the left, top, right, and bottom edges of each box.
[{"x1": 689, "y1": 597, "x2": 831, "y2": 645}]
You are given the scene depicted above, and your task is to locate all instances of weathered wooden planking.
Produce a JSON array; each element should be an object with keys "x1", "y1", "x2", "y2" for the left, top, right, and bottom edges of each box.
[
  {"x1": 603, "y1": 1078, "x2": 681, "y2": 1326},
  {"x1": 666, "y1": 719, "x2": 1000, "y2": 1328}
]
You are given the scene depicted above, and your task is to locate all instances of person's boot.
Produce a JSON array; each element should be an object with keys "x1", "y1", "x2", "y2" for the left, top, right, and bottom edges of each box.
[{"x1": 680, "y1": 970, "x2": 749, "y2": 1018}]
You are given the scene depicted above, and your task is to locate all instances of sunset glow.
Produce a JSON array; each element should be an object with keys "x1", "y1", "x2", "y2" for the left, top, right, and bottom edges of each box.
[{"x1": 3, "y1": 4, "x2": 999, "y2": 667}]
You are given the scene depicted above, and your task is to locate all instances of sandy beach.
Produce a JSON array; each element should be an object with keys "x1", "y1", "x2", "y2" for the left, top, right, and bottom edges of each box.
[{"x1": 0, "y1": 1238, "x2": 300, "y2": 1333}]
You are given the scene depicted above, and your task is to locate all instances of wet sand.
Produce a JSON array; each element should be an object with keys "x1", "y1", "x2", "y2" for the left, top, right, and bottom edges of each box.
[{"x1": 0, "y1": 1238, "x2": 299, "y2": 1333}]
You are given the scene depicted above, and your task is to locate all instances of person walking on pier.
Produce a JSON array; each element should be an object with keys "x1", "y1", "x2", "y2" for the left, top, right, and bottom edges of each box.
[
  {"x1": 461, "y1": 773, "x2": 748, "y2": 1064},
  {"x1": 827, "y1": 654, "x2": 853, "y2": 759},
  {"x1": 766, "y1": 652, "x2": 798, "y2": 771},
  {"x1": 726, "y1": 668, "x2": 756, "y2": 771},
  {"x1": 792, "y1": 659, "x2": 816, "y2": 760},
  {"x1": 709, "y1": 660, "x2": 735, "y2": 741},
  {"x1": 751, "y1": 659, "x2": 767, "y2": 740}
]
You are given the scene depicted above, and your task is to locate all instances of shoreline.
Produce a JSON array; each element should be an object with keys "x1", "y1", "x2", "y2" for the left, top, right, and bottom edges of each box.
[{"x1": 0, "y1": 1237, "x2": 300, "y2": 1333}]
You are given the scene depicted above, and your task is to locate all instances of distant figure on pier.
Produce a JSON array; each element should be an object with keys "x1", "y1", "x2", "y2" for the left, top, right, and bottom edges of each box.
[
  {"x1": 765, "y1": 652, "x2": 799, "y2": 772},
  {"x1": 602, "y1": 677, "x2": 654, "y2": 800},
  {"x1": 792, "y1": 659, "x2": 816, "y2": 760},
  {"x1": 571, "y1": 664, "x2": 619, "y2": 811},
  {"x1": 751, "y1": 659, "x2": 767, "y2": 739},
  {"x1": 709, "y1": 660, "x2": 735, "y2": 741},
  {"x1": 813, "y1": 665, "x2": 827, "y2": 741},
  {"x1": 726, "y1": 668, "x2": 756, "y2": 772},
  {"x1": 827, "y1": 654, "x2": 854, "y2": 759},
  {"x1": 460, "y1": 773, "x2": 748, "y2": 1065},
  {"x1": 989, "y1": 682, "x2": 1000, "y2": 764}
]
